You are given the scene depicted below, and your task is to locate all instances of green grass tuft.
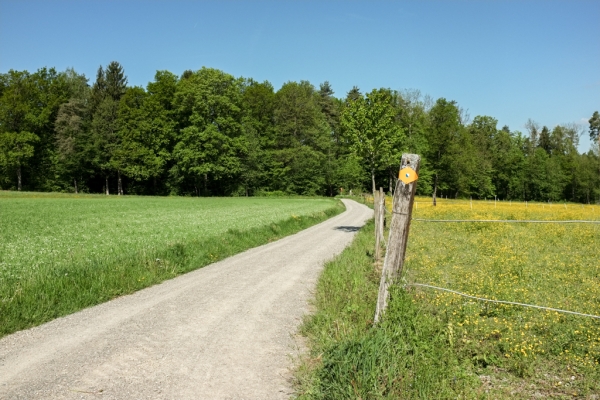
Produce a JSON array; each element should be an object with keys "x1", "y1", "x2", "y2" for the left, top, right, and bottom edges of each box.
[{"x1": 296, "y1": 221, "x2": 480, "y2": 399}]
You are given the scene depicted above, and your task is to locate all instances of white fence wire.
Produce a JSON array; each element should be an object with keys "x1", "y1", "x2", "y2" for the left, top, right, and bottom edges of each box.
[
  {"x1": 406, "y1": 282, "x2": 600, "y2": 320},
  {"x1": 412, "y1": 218, "x2": 600, "y2": 224}
]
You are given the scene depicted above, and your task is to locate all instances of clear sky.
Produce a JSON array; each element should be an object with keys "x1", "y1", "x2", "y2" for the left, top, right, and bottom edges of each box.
[{"x1": 1, "y1": 0, "x2": 598, "y2": 151}]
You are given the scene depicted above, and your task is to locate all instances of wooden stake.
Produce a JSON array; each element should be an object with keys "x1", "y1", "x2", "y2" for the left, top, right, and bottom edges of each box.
[
  {"x1": 379, "y1": 188, "x2": 385, "y2": 237},
  {"x1": 374, "y1": 187, "x2": 386, "y2": 261},
  {"x1": 374, "y1": 154, "x2": 420, "y2": 324},
  {"x1": 374, "y1": 189, "x2": 381, "y2": 261}
]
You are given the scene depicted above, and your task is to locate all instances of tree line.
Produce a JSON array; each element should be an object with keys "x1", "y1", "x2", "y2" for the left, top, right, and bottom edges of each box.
[{"x1": 0, "y1": 62, "x2": 599, "y2": 203}]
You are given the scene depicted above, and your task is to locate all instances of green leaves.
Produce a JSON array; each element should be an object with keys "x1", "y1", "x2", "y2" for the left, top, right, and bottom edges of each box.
[
  {"x1": 341, "y1": 88, "x2": 405, "y2": 192},
  {"x1": 589, "y1": 111, "x2": 600, "y2": 143},
  {"x1": 170, "y1": 68, "x2": 244, "y2": 193},
  {"x1": 268, "y1": 81, "x2": 332, "y2": 195},
  {"x1": 0, "y1": 131, "x2": 39, "y2": 165},
  {"x1": 0, "y1": 131, "x2": 39, "y2": 190},
  {"x1": 115, "y1": 86, "x2": 172, "y2": 183},
  {"x1": 0, "y1": 63, "x2": 597, "y2": 202}
]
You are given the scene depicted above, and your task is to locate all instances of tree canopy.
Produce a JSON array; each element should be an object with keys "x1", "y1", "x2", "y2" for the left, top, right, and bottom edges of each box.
[{"x1": 0, "y1": 63, "x2": 598, "y2": 204}]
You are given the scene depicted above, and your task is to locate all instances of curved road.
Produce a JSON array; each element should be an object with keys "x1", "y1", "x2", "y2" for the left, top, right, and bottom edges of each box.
[{"x1": 0, "y1": 199, "x2": 371, "y2": 399}]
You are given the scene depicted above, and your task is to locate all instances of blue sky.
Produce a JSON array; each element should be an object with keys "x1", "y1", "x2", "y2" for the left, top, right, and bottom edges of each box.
[{"x1": 1, "y1": 0, "x2": 598, "y2": 151}]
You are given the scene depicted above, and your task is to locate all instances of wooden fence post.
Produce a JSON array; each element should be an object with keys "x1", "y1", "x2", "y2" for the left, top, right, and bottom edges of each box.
[
  {"x1": 379, "y1": 186, "x2": 385, "y2": 235},
  {"x1": 374, "y1": 187, "x2": 385, "y2": 261},
  {"x1": 374, "y1": 154, "x2": 420, "y2": 324},
  {"x1": 374, "y1": 189, "x2": 381, "y2": 260}
]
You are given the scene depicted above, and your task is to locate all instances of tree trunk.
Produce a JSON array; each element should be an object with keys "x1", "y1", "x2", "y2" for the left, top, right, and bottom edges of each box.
[
  {"x1": 17, "y1": 165, "x2": 22, "y2": 191},
  {"x1": 389, "y1": 168, "x2": 393, "y2": 193},
  {"x1": 105, "y1": 176, "x2": 109, "y2": 195},
  {"x1": 371, "y1": 168, "x2": 376, "y2": 194},
  {"x1": 117, "y1": 170, "x2": 123, "y2": 195},
  {"x1": 74, "y1": 178, "x2": 78, "y2": 194},
  {"x1": 204, "y1": 173, "x2": 208, "y2": 195},
  {"x1": 587, "y1": 190, "x2": 589, "y2": 204},
  {"x1": 432, "y1": 173, "x2": 438, "y2": 206}
]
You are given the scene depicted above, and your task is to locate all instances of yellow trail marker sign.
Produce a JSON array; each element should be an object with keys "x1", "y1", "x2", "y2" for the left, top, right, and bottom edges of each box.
[{"x1": 398, "y1": 167, "x2": 418, "y2": 184}]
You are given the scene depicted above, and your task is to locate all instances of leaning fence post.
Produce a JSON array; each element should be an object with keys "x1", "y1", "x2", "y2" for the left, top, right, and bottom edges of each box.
[
  {"x1": 374, "y1": 189, "x2": 381, "y2": 260},
  {"x1": 374, "y1": 154, "x2": 420, "y2": 324},
  {"x1": 375, "y1": 187, "x2": 385, "y2": 261},
  {"x1": 379, "y1": 186, "x2": 385, "y2": 235}
]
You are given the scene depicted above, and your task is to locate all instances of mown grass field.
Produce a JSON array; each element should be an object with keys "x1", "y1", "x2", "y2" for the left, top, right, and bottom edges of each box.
[
  {"x1": 0, "y1": 191, "x2": 343, "y2": 337},
  {"x1": 297, "y1": 197, "x2": 600, "y2": 399}
]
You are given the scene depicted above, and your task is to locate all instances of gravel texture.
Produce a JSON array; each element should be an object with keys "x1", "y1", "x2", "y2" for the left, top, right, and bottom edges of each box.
[{"x1": 0, "y1": 199, "x2": 371, "y2": 399}]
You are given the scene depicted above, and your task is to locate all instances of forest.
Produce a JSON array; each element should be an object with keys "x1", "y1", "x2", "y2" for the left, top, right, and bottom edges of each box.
[{"x1": 0, "y1": 62, "x2": 599, "y2": 203}]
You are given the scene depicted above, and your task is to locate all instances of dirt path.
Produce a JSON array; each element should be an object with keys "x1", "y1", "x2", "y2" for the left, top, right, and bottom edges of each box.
[{"x1": 0, "y1": 199, "x2": 372, "y2": 400}]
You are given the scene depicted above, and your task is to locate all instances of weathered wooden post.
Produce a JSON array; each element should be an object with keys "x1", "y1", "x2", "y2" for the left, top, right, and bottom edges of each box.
[
  {"x1": 374, "y1": 189, "x2": 381, "y2": 260},
  {"x1": 378, "y1": 186, "x2": 385, "y2": 236},
  {"x1": 374, "y1": 154, "x2": 420, "y2": 324},
  {"x1": 374, "y1": 187, "x2": 385, "y2": 261}
]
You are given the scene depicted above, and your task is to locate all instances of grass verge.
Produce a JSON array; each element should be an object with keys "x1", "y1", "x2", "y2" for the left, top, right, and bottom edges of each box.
[
  {"x1": 295, "y1": 220, "x2": 480, "y2": 399},
  {"x1": 0, "y1": 199, "x2": 344, "y2": 338}
]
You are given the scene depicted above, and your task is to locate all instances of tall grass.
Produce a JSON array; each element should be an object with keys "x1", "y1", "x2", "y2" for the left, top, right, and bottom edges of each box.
[
  {"x1": 0, "y1": 193, "x2": 343, "y2": 337},
  {"x1": 296, "y1": 220, "x2": 479, "y2": 399},
  {"x1": 296, "y1": 197, "x2": 600, "y2": 398}
]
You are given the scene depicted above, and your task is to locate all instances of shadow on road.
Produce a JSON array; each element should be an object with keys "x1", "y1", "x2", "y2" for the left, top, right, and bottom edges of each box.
[{"x1": 333, "y1": 226, "x2": 362, "y2": 233}]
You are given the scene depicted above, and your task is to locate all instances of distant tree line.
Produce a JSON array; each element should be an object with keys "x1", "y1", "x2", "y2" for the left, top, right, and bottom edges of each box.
[{"x1": 0, "y1": 62, "x2": 598, "y2": 203}]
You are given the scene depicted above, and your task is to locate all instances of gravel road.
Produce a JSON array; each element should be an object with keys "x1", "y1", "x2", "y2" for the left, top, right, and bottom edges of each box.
[{"x1": 0, "y1": 199, "x2": 372, "y2": 400}]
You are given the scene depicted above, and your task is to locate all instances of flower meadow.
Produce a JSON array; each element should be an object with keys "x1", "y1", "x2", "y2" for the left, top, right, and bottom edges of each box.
[
  {"x1": 297, "y1": 196, "x2": 599, "y2": 399},
  {"x1": 0, "y1": 192, "x2": 340, "y2": 336},
  {"x1": 404, "y1": 197, "x2": 600, "y2": 396}
]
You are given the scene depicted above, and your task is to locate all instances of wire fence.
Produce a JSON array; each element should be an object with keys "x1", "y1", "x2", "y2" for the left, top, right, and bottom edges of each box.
[
  {"x1": 382, "y1": 207, "x2": 600, "y2": 224},
  {"x1": 374, "y1": 194, "x2": 598, "y2": 319},
  {"x1": 406, "y1": 282, "x2": 600, "y2": 320},
  {"x1": 413, "y1": 199, "x2": 600, "y2": 206},
  {"x1": 359, "y1": 193, "x2": 599, "y2": 208},
  {"x1": 412, "y1": 218, "x2": 600, "y2": 224}
]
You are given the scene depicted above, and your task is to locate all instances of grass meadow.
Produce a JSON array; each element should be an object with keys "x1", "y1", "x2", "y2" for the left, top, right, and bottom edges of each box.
[
  {"x1": 0, "y1": 191, "x2": 343, "y2": 337},
  {"x1": 296, "y1": 197, "x2": 600, "y2": 399}
]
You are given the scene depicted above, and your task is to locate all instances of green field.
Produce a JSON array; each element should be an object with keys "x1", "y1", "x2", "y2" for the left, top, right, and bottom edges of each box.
[
  {"x1": 0, "y1": 192, "x2": 342, "y2": 337},
  {"x1": 296, "y1": 197, "x2": 600, "y2": 399}
]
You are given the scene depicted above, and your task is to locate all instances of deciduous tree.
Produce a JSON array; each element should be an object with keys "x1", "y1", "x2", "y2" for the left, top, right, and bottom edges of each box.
[
  {"x1": 0, "y1": 131, "x2": 39, "y2": 190},
  {"x1": 172, "y1": 68, "x2": 243, "y2": 195},
  {"x1": 341, "y1": 88, "x2": 405, "y2": 193}
]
